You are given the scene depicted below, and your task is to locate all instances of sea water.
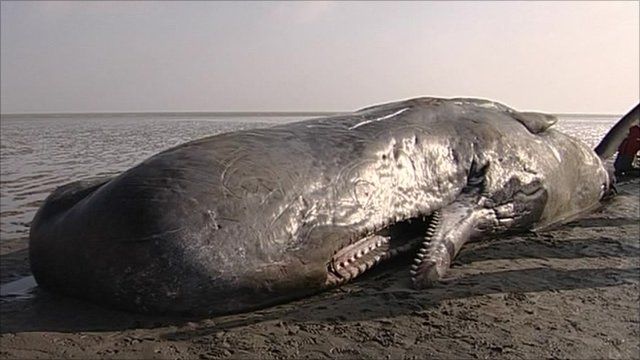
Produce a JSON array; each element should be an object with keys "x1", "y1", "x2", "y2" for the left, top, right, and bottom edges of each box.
[{"x1": 0, "y1": 112, "x2": 620, "y2": 243}]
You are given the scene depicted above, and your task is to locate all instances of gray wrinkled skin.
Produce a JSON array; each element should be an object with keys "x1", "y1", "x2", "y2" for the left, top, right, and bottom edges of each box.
[{"x1": 29, "y1": 98, "x2": 611, "y2": 315}]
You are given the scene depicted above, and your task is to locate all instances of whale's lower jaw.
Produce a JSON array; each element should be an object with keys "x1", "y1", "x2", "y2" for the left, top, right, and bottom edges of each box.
[{"x1": 324, "y1": 213, "x2": 438, "y2": 286}]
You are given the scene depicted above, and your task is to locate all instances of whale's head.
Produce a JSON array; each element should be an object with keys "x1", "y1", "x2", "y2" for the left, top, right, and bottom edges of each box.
[{"x1": 29, "y1": 135, "x2": 443, "y2": 316}]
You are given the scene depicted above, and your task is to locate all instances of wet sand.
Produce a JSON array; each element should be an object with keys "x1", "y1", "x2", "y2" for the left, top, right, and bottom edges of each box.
[{"x1": 1, "y1": 179, "x2": 638, "y2": 359}]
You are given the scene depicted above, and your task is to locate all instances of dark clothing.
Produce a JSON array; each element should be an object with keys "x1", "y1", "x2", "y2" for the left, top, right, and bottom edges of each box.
[{"x1": 614, "y1": 125, "x2": 640, "y2": 176}]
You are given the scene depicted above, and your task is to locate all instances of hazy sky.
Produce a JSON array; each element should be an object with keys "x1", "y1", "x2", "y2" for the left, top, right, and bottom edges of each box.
[{"x1": 1, "y1": 1, "x2": 638, "y2": 114}]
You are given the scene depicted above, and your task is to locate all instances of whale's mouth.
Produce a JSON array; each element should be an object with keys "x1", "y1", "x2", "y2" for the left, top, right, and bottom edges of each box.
[{"x1": 326, "y1": 214, "x2": 438, "y2": 285}]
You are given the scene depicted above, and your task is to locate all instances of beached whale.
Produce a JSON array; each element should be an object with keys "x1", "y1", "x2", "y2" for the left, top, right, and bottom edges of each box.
[{"x1": 28, "y1": 97, "x2": 637, "y2": 315}]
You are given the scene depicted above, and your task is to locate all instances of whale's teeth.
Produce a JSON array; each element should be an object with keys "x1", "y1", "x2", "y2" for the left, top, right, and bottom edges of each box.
[
  {"x1": 411, "y1": 264, "x2": 419, "y2": 271},
  {"x1": 355, "y1": 251, "x2": 363, "y2": 259},
  {"x1": 410, "y1": 269, "x2": 417, "y2": 276},
  {"x1": 413, "y1": 258, "x2": 422, "y2": 265},
  {"x1": 348, "y1": 256, "x2": 356, "y2": 263},
  {"x1": 417, "y1": 253, "x2": 424, "y2": 259}
]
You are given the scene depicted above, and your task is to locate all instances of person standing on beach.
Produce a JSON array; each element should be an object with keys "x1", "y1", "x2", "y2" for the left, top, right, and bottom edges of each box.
[{"x1": 614, "y1": 124, "x2": 640, "y2": 177}]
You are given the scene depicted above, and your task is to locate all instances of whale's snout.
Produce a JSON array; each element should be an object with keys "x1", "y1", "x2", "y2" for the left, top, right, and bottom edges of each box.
[{"x1": 28, "y1": 172, "x2": 332, "y2": 314}]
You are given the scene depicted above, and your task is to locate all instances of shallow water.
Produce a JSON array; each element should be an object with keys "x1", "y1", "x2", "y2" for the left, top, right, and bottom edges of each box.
[{"x1": 0, "y1": 113, "x2": 619, "y2": 242}]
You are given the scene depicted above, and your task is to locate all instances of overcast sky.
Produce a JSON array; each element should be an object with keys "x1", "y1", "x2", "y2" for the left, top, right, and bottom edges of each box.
[{"x1": 1, "y1": 1, "x2": 638, "y2": 114}]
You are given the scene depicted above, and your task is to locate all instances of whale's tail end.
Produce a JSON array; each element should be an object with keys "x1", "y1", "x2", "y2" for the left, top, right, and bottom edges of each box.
[{"x1": 594, "y1": 103, "x2": 640, "y2": 160}]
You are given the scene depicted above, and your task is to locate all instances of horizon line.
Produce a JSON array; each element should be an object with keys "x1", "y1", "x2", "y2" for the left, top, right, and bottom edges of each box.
[
  {"x1": 0, "y1": 110, "x2": 624, "y2": 118},
  {"x1": 0, "y1": 110, "x2": 345, "y2": 117}
]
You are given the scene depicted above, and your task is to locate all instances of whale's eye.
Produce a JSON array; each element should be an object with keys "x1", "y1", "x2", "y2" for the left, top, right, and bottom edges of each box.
[{"x1": 466, "y1": 160, "x2": 489, "y2": 188}]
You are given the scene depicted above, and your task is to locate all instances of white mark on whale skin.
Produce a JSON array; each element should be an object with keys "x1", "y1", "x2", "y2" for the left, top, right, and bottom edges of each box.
[
  {"x1": 349, "y1": 108, "x2": 410, "y2": 130},
  {"x1": 549, "y1": 145, "x2": 562, "y2": 163}
]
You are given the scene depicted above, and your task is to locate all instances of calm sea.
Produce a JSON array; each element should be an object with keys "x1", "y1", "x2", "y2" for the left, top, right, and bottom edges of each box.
[{"x1": 0, "y1": 112, "x2": 620, "y2": 242}]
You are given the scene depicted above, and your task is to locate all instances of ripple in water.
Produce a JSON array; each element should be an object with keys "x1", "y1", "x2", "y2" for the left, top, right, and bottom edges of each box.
[{"x1": 0, "y1": 113, "x2": 620, "y2": 242}]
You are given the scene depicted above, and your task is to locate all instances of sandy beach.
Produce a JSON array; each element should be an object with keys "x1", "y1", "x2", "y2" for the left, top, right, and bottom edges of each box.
[
  {"x1": 0, "y1": 178, "x2": 637, "y2": 359},
  {"x1": 2, "y1": 1, "x2": 638, "y2": 358}
]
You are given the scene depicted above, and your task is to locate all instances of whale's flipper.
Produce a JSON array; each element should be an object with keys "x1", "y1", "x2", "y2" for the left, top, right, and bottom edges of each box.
[{"x1": 410, "y1": 192, "x2": 492, "y2": 288}]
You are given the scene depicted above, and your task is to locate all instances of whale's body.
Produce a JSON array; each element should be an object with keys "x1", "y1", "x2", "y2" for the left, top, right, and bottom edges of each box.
[{"x1": 29, "y1": 97, "x2": 614, "y2": 315}]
